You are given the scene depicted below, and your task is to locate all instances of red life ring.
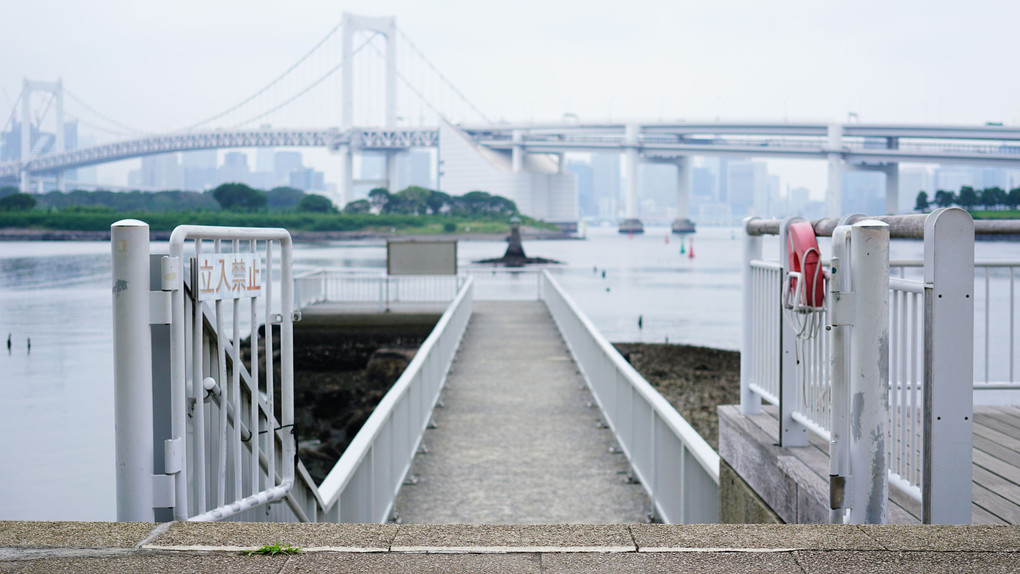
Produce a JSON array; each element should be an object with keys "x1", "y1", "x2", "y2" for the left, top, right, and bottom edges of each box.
[{"x1": 787, "y1": 221, "x2": 824, "y2": 308}]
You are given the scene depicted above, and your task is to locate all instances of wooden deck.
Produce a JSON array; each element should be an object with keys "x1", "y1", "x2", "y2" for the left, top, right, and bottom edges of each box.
[{"x1": 719, "y1": 404, "x2": 1020, "y2": 524}]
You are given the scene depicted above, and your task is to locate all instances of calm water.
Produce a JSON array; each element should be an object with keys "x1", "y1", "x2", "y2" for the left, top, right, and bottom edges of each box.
[{"x1": 2, "y1": 226, "x2": 1019, "y2": 520}]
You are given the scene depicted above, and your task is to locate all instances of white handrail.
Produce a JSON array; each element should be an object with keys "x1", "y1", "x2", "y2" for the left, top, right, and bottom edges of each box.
[{"x1": 539, "y1": 270, "x2": 719, "y2": 523}]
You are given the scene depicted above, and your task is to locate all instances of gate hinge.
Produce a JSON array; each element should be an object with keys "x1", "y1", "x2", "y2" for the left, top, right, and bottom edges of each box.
[
  {"x1": 164, "y1": 436, "x2": 185, "y2": 475},
  {"x1": 161, "y1": 256, "x2": 182, "y2": 291},
  {"x1": 829, "y1": 291, "x2": 855, "y2": 327},
  {"x1": 152, "y1": 474, "x2": 175, "y2": 508},
  {"x1": 149, "y1": 291, "x2": 172, "y2": 325}
]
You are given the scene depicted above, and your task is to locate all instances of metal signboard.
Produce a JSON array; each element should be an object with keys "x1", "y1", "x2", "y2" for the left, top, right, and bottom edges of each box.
[{"x1": 194, "y1": 253, "x2": 263, "y2": 301}]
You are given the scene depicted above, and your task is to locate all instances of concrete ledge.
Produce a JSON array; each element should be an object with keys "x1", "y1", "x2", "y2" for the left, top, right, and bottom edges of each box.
[
  {"x1": 4, "y1": 522, "x2": 1020, "y2": 573},
  {"x1": 390, "y1": 524, "x2": 635, "y2": 553}
]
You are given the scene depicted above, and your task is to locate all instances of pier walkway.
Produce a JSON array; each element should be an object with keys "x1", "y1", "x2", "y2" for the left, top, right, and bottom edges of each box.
[{"x1": 393, "y1": 301, "x2": 650, "y2": 523}]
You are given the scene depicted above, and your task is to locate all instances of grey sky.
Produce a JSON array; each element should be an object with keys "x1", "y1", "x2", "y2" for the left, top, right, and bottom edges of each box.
[{"x1": 3, "y1": 0, "x2": 1019, "y2": 194}]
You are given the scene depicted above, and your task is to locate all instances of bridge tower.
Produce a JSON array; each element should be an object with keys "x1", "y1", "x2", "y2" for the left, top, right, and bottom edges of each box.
[
  {"x1": 337, "y1": 12, "x2": 398, "y2": 207},
  {"x1": 19, "y1": 78, "x2": 66, "y2": 193}
]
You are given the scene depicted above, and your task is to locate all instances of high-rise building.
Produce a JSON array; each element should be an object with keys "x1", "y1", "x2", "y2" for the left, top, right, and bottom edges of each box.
[
  {"x1": 220, "y1": 151, "x2": 250, "y2": 186},
  {"x1": 395, "y1": 150, "x2": 433, "y2": 191},
  {"x1": 566, "y1": 161, "x2": 595, "y2": 218},
  {"x1": 727, "y1": 160, "x2": 768, "y2": 218},
  {"x1": 290, "y1": 167, "x2": 326, "y2": 191},
  {"x1": 638, "y1": 163, "x2": 677, "y2": 216},
  {"x1": 590, "y1": 154, "x2": 621, "y2": 220},
  {"x1": 843, "y1": 170, "x2": 884, "y2": 215},
  {"x1": 900, "y1": 167, "x2": 931, "y2": 212},
  {"x1": 181, "y1": 150, "x2": 218, "y2": 191},
  {"x1": 273, "y1": 151, "x2": 303, "y2": 183}
]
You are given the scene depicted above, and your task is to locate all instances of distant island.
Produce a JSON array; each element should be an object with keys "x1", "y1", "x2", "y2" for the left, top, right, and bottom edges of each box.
[{"x1": 0, "y1": 183, "x2": 561, "y2": 238}]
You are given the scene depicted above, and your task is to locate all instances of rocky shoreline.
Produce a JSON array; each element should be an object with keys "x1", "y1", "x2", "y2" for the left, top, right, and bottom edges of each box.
[{"x1": 289, "y1": 336, "x2": 739, "y2": 483}]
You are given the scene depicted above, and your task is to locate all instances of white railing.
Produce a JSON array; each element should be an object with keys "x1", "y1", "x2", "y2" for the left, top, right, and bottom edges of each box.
[
  {"x1": 294, "y1": 267, "x2": 542, "y2": 310},
  {"x1": 112, "y1": 221, "x2": 299, "y2": 522},
  {"x1": 312, "y1": 278, "x2": 472, "y2": 522},
  {"x1": 540, "y1": 271, "x2": 720, "y2": 523},
  {"x1": 742, "y1": 209, "x2": 976, "y2": 524}
]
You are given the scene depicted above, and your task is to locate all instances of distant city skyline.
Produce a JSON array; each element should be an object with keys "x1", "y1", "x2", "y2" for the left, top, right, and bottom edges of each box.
[{"x1": 3, "y1": 0, "x2": 1020, "y2": 204}]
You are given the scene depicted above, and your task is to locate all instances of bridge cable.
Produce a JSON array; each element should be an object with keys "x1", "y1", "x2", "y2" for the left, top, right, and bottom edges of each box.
[
  {"x1": 367, "y1": 42, "x2": 449, "y2": 124},
  {"x1": 64, "y1": 87, "x2": 150, "y2": 135},
  {"x1": 228, "y1": 35, "x2": 374, "y2": 129},
  {"x1": 396, "y1": 27, "x2": 494, "y2": 125},
  {"x1": 69, "y1": 116, "x2": 143, "y2": 138},
  {"x1": 183, "y1": 20, "x2": 345, "y2": 131},
  {"x1": 1, "y1": 90, "x2": 22, "y2": 135}
]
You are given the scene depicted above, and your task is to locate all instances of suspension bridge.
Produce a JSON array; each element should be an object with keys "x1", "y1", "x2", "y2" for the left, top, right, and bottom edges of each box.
[{"x1": 5, "y1": 11, "x2": 1020, "y2": 231}]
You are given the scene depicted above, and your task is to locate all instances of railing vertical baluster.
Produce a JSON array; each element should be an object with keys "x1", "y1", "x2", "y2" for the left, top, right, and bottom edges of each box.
[
  {"x1": 214, "y1": 239, "x2": 227, "y2": 507},
  {"x1": 266, "y1": 241, "x2": 275, "y2": 488},
  {"x1": 250, "y1": 239, "x2": 259, "y2": 496},
  {"x1": 1011, "y1": 267, "x2": 1016, "y2": 384},
  {"x1": 986, "y1": 267, "x2": 991, "y2": 384},
  {"x1": 232, "y1": 239, "x2": 243, "y2": 501},
  {"x1": 193, "y1": 239, "x2": 206, "y2": 515}
]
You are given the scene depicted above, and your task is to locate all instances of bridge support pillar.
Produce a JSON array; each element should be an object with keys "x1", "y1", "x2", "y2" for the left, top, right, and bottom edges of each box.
[
  {"x1": 883, "y1": 163, "x2": 899, "y2": 215},
  {"x1": 826, "y1": 123, "x2": 844, "y2": 218},
  {"x1": 512, "y1": 129, "x2": 524, "y2": 172},
  {"x1": 672, "y1": 156, "x2": 695, "y2": 234},
  {"x1": 386, "y1": 151, "x2": 399, "y2": 192},
  {"x1": 619, "y1": 124, "x2": 643, "y2": 233},
  {"x1": 337, "y1": 145, "x2": 353, "y2": 208}
]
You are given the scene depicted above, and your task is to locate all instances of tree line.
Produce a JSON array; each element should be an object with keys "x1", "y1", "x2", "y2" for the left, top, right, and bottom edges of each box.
[
  {"x1": 0, "y1": 183, "x2": 520, "y2": 219},
  {"x1": 915, "y1": 185, "x2": 1020, "y2": 212}
]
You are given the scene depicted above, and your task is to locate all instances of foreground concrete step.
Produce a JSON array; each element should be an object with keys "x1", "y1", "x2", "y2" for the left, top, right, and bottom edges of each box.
[{"x1": 4, "y1": 521, "x2": 1020, "y2": 573}]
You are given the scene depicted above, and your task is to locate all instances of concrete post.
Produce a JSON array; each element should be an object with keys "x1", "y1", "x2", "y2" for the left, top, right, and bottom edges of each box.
[
  {"x1": 386, "y1": 151, "x2": 399, "y2": 192},
  {"x1": 826, "y1": 124, "x2": 844, "y2": 218},
  {"x1": 922, "y1": 207, "x2": 974, "y2": 524},
  {"x1": 111, "y1": 219, "x2": 154, "y2": 522},
  {"x1": 740, "y1": 217, "x2": 763, "y2": 415},
  {"x1": 846, "y1": 219, "x2": 889, "y2": 524}
]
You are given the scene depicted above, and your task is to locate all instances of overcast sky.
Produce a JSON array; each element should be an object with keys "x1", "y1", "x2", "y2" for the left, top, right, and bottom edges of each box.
[{"x1": 3, "y1": 0, "x2": 1019, "y2": 194}]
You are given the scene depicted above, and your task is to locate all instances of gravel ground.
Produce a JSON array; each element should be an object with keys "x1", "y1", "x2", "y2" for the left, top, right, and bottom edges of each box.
[{"x1": 613, "y1": 343, "x2": 740, "y2": 450}]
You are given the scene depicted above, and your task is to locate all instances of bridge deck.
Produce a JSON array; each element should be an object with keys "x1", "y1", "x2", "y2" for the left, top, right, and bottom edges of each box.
[
  {"x1": 393, "y1": 301, "x2": 651, "y2": 523},
  {"x1": 720, "y1": 404, "x2": 1020, "y2": 524}
]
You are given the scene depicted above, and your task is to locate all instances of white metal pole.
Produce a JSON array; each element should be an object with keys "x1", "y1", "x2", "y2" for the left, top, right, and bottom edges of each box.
[
  {"x1": 779, "y1": 217, "x2": 808, "y2": 447},
  {"x1": 741, "y1": 217, "x2": 762, "y2": 415},
  {"x1": 112, "y1": 219, "x2": 154, "y2": 522},
  {"x1": 828, "y1": 225, "x2": 852, "y2": 523},
  {"x1": 923, "y1": 207, "x2": 974, "y2": 524},
  {"x1": 847, "y1": 220, "x2": 890, "y2": 524}
]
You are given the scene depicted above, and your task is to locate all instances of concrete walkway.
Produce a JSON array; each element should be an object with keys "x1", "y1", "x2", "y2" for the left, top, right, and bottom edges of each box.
[
  {"x1": 393, "y1": 301, "x2": 650, "y2": 523},
  {"x1": 4, "y1": 521, "x2": 1020, "y2": 573}
]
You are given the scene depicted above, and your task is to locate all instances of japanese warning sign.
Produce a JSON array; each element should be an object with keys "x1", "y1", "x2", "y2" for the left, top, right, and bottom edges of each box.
[{"x1": 194, "y1": 253, "x2": 263, "y2": 301}]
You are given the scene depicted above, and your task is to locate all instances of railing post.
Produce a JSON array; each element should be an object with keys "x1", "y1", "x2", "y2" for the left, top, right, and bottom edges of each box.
[
  {"x1": 847, "y1": 220, "x2": 889, "y2": 524},
  {"x1": 111, "y1": 219, "x2": 155, "y2": 522},
  {"x1": 923, "y1": 207, "x2": 974, "y2": 524},
  {"x1": 779, "y1": 217, "x2": 808, "y2": 446},
  {"x1": 741, "y1": 217, "x2": 762, "y2": 415}
]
